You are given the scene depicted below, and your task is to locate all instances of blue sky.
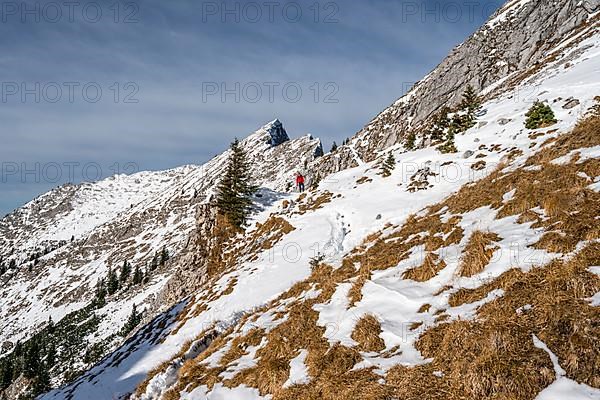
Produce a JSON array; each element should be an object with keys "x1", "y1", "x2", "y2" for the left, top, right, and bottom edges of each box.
[{"x1": 0, "y1": 0, "x2": 504, "y2": 216}]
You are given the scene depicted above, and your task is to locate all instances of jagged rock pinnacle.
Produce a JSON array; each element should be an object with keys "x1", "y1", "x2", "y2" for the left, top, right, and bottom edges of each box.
[{"x1": 264, "y1": 119, "x2": 289, "y2": 146}]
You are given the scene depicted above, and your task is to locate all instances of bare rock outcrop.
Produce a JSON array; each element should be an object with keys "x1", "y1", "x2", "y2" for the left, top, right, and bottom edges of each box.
[{"x1": 321, "y1": 0, "x2": 599, "y2": 167}]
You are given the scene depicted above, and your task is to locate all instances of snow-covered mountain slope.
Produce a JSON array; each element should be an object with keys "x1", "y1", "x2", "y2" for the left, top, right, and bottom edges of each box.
[
  {"x1": 318, "y1": 0, "x2": 600, "y2": 170},
  {"x1": 39, "y1": 11, "x2": 600, "y2": 400},
  {"x1": 0, "y1": 120, "x2": 322, "y2": 388}
]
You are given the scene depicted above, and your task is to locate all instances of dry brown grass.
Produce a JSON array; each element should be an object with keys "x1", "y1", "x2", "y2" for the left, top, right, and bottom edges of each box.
[
  {"x1": 170, "y1": 214, "x2": 299, "y2": 335},
  {"x1": 345, "y1": 212, "x2": 461, "y2": 276},
  {"x1": 442, "y1": 114, "x2": 600, "y2": 256},
  {"x1": 221, "y1": 277, "x2": 238, "y2": 296},
  {"x1": 248, "y1": 216, "x2": 295, "y2": 252},
  {"x1": 426, "y1": 242, "x2": 600, "y2": 398},
  {"x1": 351, "y1": 314, "x2": 386, "y2": 352},
  {"x1": 458, "y1": 231, "x2": 501, "y2": 277},
  {"x1": 409, "y1": 321, "x2": 423, "y2": 331},
  {"x1": 165, "y1": 258, "x2": 371, "y2": 398},
  {"x1": 527, "y1": 113, "x2": 600, "y2": 165},
  {"x1": 529, "y1": 131, "x2": 546, "y2": 140},
  {"x1": 471, "y1": 160, "x2": 487, "y2": 171},
  {"x1": 134, "y1": 338, "x2": 193, "y2": 397},
  {"x1": 517, "y1": 209, "x2": 542, "y2": 224},
  {"x1": 415, "y1": 319, "x2": 554, "y2": 399},
  {"x1": 219, "y1": 328, "x2": 265, "y2": 367},
  {"x1": 386, "y1": 363, "x2": 453, "y2": 400},
  {"x1": 444, "y1": 225, "x2": 464, "y2": 246},
  {"x1": 448, "y1": 268, "x2": 523, "y2": 308},
  {"x1": 204, "y1": 214, "x2": 238, "y2": 276},
  {"x1": 169, "y1": 324, "x2": 238, "y2": 393},
  {"x1": 356, "y1": 176, "x2": 373, "y2": 185},
  {"x1": 347, "y1": 263, "x2": 371, "y2": 307},
  {"x1": 279, "y1": 280, "x2": 312, "y2": 301},
  {"x1": 225, "y1": 299, "x2": 388, "y2": 399},
  {"x1": 297, "y1": 191, "x2": 334, "y2": 214},
  {"x1": 347, "y1": 275, "x2": 366, "y2": 307},
  {"x1": 403, "y1": 252, "x2": 447, "y2": 282},
  {"x1": 282, "y1": 343, "x2": 390, "y2": 400},
  {"x1": 134, "y1": 327, "x2": 220, "y2": 397},
  {"x1": 136, "y1": 113, "x2": 600, "y2": 399},
  {"x1": 418, "y1": 303, "x2": 431, "y2": 313}
]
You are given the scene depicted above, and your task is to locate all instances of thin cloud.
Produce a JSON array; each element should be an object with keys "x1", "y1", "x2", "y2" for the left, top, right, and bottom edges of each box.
[{"x1": 0, "y1": 0, "x2": 503, "y2": 215}]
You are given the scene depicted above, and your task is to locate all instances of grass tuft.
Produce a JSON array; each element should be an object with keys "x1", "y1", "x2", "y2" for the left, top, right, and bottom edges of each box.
[
  {"x1": 458, "y1": 231, "x2": 501, "y2": 277},
  {"x1": 351, "y1": 314, "x2": 386, "y2": 352}
]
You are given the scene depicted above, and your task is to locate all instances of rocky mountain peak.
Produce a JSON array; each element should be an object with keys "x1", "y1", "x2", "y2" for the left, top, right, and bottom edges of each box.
[{"x1": 263, "y1": 118, "x2": 289, "y2": 146}]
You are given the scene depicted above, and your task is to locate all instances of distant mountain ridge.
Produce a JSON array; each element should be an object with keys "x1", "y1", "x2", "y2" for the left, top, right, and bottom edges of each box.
[{"x1": 0, "y1": 120, "x2": 322, "y2": 387}]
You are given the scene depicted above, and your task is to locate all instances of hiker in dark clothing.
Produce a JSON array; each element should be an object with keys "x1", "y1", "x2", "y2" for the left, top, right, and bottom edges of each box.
[{"x1": 296, "y1": 173, "x2": 305, "y2": 192}]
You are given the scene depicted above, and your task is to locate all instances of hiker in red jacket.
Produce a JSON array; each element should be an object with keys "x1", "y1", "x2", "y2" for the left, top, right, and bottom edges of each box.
[{"x1": 296, "y1": 173, "x2": 305, "y2": 192}]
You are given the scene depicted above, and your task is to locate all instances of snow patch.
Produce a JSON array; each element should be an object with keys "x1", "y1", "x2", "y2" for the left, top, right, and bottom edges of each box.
[{"x1": 283, "y1": 349, "x2": 310, "y2": 388}]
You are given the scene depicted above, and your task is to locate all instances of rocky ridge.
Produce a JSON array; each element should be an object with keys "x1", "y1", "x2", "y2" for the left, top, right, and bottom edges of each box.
[
  {"x1": 0, "y1": 120, "x2": 322, "y2": 395},
  {"x1": 313, "y1": 0, "x2": 600, "y2": 176}
]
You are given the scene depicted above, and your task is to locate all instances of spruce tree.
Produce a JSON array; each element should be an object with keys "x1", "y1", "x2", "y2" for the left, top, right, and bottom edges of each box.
[
  {"x1": 438, "y1": 130, "x2": 458, "y2": 154},
  {"x1": 121, "y1": 304, "x2": 142, "y2": 336},
  {"x1": 525, "y1": 101, "x2": 557, "y2": 129},
  {"x1": 120, "y1": 260, "x2": 131, "y2": 283},
  {"x1": 160, "y1": 246, "x2": 169, "y2": 266},
  {"x1": 23, "y1": 340, "x2": 41, "y2": 379},
  {"x1": 33, "y1": 364, "x2": 50, "y2": 395},
  {"x1": 330, "y1": 142, "x2": 338, "y2": 152},
  {"x1": 460, "y1": 85, "x2": 482, "y2": 120},
  {"x1": 95, "y1": 278, "x2": 107, "y2": 306},
  {"x1": 107, "y1": 267, "x2": 119, "y2": 295},
  {"x1": 13, "y1": 341, "x2": 23, "y2": 369},
  {"x1": 380, "y1": 153, "x2": 396, "y2": 177},
  {"x1": 405, "y1": 132, "x2": 416, "y2": 150},
  {"x1": 45, "y1": 341, "x2": 56, "y2": 369},
  {"x1": 0, "y1": 358, "x2": 13, "y2": 391},
  {"x1": 429, "y1": 107, "x2": 451, "y2": 142},
  {"x1": 142, "y1": 265, "x2": 150, "y2": 284},
  {"x1": 132, "y1": 265, "x2": 143, "y2": 285},
  {"x1": 314, "y1": 144, "x2": 324, "y2": 158},
  {"x1": 215, "y1": 138, "x2": 256, "y2": 229},
  {"x1": 47, "y1": 316, "x2": 54, "y2": 334},
  {"x1": 456, "y1": 85, "x2": 482, "y2": 131},
  {"x1": 150, "y1": 254, "x2": 158, "y2": 271}
]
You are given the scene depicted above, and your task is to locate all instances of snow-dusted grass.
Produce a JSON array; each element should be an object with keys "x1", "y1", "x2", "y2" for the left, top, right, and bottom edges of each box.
[{"x1": 533, "y1": 335, "x2": 600, "y2": 400}]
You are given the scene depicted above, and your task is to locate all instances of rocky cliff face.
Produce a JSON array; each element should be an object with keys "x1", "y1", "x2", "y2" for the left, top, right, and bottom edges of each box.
[
  {"x1": 331, "y1": 0, "x2": 600, "y2": 164},
  {"x1": 153, "y1": 204, "x2": 216, "y2": 310}
]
